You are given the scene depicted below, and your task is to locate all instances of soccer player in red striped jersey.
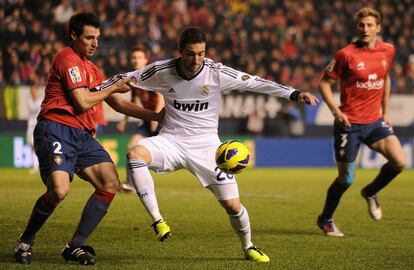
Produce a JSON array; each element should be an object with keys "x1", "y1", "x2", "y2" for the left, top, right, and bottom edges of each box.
[
  {"x1": 317, "y1": 7, "x2": 406, "y2": 237},
  {"x1": 14, "y1": 12, "x2": 163, "y2": 265}
]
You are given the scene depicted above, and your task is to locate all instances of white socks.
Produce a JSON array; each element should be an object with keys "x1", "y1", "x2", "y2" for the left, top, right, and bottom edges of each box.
[
  {"x1": 228, "y1": 205, "x2": 252, "y2": 249},
  {"x1": 128, "y1": 160, "x2": 162, "y2": 222}
]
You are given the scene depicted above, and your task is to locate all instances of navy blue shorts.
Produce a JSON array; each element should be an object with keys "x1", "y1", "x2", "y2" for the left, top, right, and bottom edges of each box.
[
  {"x1": 34, "y1": 120, "x2": 113, "y2": 182},
  {"x1": 333, "y1": 118, "x2": 394, "y2": 162}
]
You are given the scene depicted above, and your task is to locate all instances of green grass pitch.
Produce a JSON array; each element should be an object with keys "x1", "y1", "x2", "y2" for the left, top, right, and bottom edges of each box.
[{"x1": 0, "y1": 168, "x2": 413, "y2": 269}]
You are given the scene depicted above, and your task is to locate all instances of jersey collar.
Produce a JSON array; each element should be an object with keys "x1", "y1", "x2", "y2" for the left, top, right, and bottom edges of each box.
[{"x1": 176, "y1": 58, "x2": 205, "y2": 81}]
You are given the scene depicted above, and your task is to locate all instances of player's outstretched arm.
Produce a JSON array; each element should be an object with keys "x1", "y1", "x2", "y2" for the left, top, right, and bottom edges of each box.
[
  {"x1": 70, "y1": 75, "x2": 131, "y2": 112},
  {"x1": 106, "y1": 94, "x2": 163, "y2": 122}
]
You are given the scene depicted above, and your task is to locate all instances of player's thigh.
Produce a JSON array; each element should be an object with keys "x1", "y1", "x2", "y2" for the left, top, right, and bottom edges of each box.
[
  {"x1": 187, "y1": 141, "x2": 237, "y2": 187},
  {"x1": 370, "y1": 135, "x2": 405, "y2": 169},
  {"x1": 78, "y1": 162, "x2": 119, "y2": 192},
  {"x1": 128, "y1": 134, "x2": 145, "y2": 150},
  {"x1": 137, "y1": 135, "x2": 185, "y2": 173},
  {"x1": 75, "y1": 132, "x2": 114, "y2": 172},
  {"x1": 33, "y1": 120, "x2": 78, "y2": 182},
  {"x1": 128, "y1": 144, "x2": 153, "y2": 164},
  {"x1": 207, "y1": 183, "x2": 240, "y2": 201},
  {"x1": 44, "y1": 170, "x2": 71, "y2": 202},
  {"x1": 75, "y1": 134, "x2": 118, "y2": 190},
  {"x1": 336, "y1": 161, "x2": 356, "y2": 185},
  {"x1": 333, "y1": 122, "x2": 361, "y2": 162}
]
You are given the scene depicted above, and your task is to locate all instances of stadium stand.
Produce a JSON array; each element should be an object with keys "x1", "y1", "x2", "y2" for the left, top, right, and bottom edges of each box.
[{"x1": 1, "y1": 0, "x2": 414, "y2": 93}]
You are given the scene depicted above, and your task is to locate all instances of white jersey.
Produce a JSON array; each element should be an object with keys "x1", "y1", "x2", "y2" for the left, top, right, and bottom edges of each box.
[{"x1": 104, "y1": 57, "x2": 298, "y2": 136}]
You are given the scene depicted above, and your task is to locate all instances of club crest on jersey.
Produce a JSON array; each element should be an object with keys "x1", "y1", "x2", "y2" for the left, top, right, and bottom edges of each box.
[
  {"x1": 68, "y1": 66, "x2": 82, "y2": 83},
  {"x1": 201, "y1": 85, "x2": 209, "y2": 96},
  {"x1": 326, "y1": 59, "x2": 336, "y2": 72},
  {"x1": 357, "y1": 62, "x2": 365, "y2": 70},
  {"x1": 54, "y1": 155, "x2": 63, "y2": 165},
  {"x1": 129, "y1": 76, "x2": 137, "y2": 85},
  {"x1": 241, "y1": 75, "x2": 250, "y2": 81}
]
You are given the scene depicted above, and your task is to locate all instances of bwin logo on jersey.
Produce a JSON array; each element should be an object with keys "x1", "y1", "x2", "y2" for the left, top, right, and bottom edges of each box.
[{"x1": 173, "y1": 99, "x2": 208, "y2": 112}]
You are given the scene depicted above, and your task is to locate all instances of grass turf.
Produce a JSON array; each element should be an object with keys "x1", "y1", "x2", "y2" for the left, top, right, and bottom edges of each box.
[{"x1": 0, "y1": 168, "x2": 413, "y2": 269}]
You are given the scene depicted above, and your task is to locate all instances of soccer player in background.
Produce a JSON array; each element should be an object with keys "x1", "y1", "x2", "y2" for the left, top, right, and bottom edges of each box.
[
  {"x1": 98, "y1": 26, "x2": 318, "y2": 262},
  {"x1": 117, "y1": 47, "x2": 164, "y2": 193},
  {"x1": 26, "y1": 85, "x2": 42, "y2": 174},
  {"x1": 14, "y1": 12, "x2": 163, "y2": 265},
  {"x1": 316, "y1": 7, "x2": 406, "y2": 237}
]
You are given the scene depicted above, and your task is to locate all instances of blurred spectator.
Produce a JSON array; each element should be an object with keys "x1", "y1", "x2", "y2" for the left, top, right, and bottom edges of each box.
[
  {"x1": 0, "y1": 0, "x2": 413, "y2": 94},
  {"x1": 246, "y1": 109, "x2": 264, "y2": 136},
  {"x1": 281, "y1": 102, "x2": 305, "y2": 137}
]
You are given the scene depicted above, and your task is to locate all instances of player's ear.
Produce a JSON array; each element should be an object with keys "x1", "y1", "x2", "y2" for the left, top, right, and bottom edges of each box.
[
  {"x1": 376, "y1": 23, "x2": 381, "y2": 34},
  {"x1": 70, "y1": 31, "x2": 78, "y2": 41}
]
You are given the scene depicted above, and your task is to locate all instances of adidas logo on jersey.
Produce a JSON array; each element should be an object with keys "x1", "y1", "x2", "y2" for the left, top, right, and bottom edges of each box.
[
  {"x1": 168, "y1": 88, "x2": 176, "y2": 93},
  {"x1": 173, "y1": 99, "x2": 208, "y2": 112}
]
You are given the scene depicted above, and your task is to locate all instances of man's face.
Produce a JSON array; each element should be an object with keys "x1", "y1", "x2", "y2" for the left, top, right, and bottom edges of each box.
[
  {"x1": 72, "y1": 25, "x2": 100, "y2": 58},
  {"x1": 180, "y1": 42, "x2": 206, "y2": 76},
  {"x1": 357, "y1": 16, "x2": 380, "y2": 45},
  {"x1": 131, "y1": 51, "x2": 148, "y2": 69}
]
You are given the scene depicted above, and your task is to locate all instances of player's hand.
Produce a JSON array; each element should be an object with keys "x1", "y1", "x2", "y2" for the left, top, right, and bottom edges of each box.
[
  {"x1": 383, "y1": 113, "x2": 392, "y2": 127},
  {"x1": 114, "y1": 78, "x2": 132, "y2": 94},
  {"x1": 150, "y1": 121, "x2": 158, "y2": 133},
  {"x1": 333, "y1": 110, "x2": 351, "y2": 127},
  {"x1": 298, "y1": 92, "x2": 319, "y2": 106}
]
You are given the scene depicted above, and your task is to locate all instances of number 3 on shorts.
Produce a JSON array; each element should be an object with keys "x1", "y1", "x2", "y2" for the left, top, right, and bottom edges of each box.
[{"x1": 340, "y1": 133, "x2": 348, "y2": 148}]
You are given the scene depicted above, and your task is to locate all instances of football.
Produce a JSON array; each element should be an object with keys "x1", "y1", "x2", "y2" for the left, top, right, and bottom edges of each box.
[{"x1": 215, "y1": 140, "x2": 250, "y2": 174}]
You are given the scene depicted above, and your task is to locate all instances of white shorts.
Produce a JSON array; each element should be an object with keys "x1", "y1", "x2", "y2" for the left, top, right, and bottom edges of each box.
[{"x1": 137, "y1": 132, "x2": 239, "y2": 200}]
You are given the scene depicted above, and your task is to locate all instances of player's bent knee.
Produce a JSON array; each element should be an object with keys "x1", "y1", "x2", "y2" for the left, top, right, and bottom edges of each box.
[
  {"x1": 101, "y1": 175, "x2": 120, "y2": 192},
  {"x1": 127, "y1": 145, "x2": 148, "y2": 161},
  {"x1": 391, "y1": 160, "x2": 406, "y2": 172},
  {"x1": 49, "y1": 187, "x2": 69, "y2": 202},
  {"x1": 220, "y1": 199, "x2": 241, "y2": 215}
]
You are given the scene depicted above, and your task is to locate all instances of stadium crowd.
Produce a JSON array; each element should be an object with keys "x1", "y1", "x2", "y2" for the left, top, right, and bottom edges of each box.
[{"x1": 1, "y1": 0, "x2": 414, "y2": 93}]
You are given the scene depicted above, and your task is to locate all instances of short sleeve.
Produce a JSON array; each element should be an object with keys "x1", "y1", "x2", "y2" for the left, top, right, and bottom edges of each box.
[
  {"x1": 324, "y1": 50, "x2": 346, "y2": 80},
  {"x1": 55, "y1": 54, "x2": 88, "y2": 91}
]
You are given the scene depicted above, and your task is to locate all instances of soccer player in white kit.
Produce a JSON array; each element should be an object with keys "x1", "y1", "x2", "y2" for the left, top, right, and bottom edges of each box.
[
  {"x1": 27, "y1": 86, "x2": 43, "y2": 174},
  {"x1": 99, "y1": 26, "x2": 318, "y2": 262}
]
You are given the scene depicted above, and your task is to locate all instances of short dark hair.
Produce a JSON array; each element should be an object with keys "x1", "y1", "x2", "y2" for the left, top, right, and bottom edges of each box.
[
  {"x1": 178, "y1": 26, "x2": 206, "y2": 52},
  {"x1": 68, "y1": 12, "x2": 100, "y2": 41}
]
